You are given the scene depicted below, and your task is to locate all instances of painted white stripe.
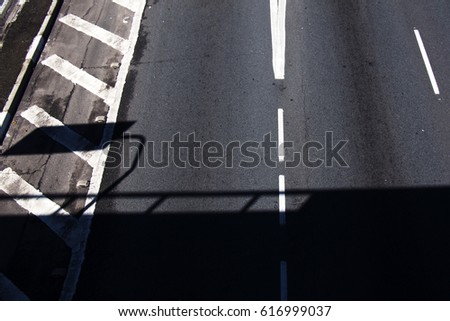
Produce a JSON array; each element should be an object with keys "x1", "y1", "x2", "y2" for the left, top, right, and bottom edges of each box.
[
  {"x1": 270, "y1": 0, "x2": 286, "y2": 80},
  {"x1": 60, "y1": 14, "x2": 130, "y2": 54},
  {"x1": 60, "y1": 0, "x2": 148, "y2": 301},
  {"x1": 113, "y1": 0, "x2": 140, "y2": 12},
  {"x1": 280, "y1": 260, "x2": 288, "y2": 301},
  {"x1": 279, "y1": 175, "x2": 286, "y2": 226},
  {"x1": 414, "y1": 29, "x2": 440, "y2": 95},
  {"x1": 278, "y1": 108, "x2": 285, "y2": 162},
  {"x1": 21, "y1": 105, "x2": 100, "y2": 168},
  {"x1": 42, "y1": 55, "x2": 115, "y2": 104},
  {"x1": 0, "y1": 168, "x2": 78, "y2": 249}
]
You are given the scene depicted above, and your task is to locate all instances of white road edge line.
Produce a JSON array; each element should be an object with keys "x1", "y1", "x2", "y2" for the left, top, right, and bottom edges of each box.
[
  {"x1": 279, "y1": 174, "x2": 286, "y2": 226},
  {"x1": 21, "y1": 105, "x2": 101, "y2": 168},
  {"x1": 59, "y1": 14, "x2": 130, "y2": 54},
  {"x1": 280, "y1": 260, "x2": 288, "y2": 301},
  {"x1": 59, "y1": 0, "x2": 147, "y2": 301},
  {"x1": 0, "y1": 168, "x2": 78, "y2": 249},
  {"x1": 414, "y1": 29, "x2": 440, "y2": 95},
  {"x1": 278, "y1": 108, "x2": 285, "y2": 162},
  {"x1": 41, "y1": 54, "x2": 116, "y2": 105},
  {"x1": 270, "y1": 0, "x2": 286, "y2": 80}
]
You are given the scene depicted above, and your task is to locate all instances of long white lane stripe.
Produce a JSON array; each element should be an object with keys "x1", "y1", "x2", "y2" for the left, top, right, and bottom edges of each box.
[
  {"x1": 276, "y1": 0, "x2": 286, "y2": 78},
  {"x1": 0, "y1": 168, "x2": 78, "y2": 249},
  {"x1": 112, "y1": 0, "x2": 139, "y2": 12},
  {"x1": 279, "y1": 175, "x2": 286, "y2": 226},
  {"x1": 278, "y1": 108, "x2": 285, "y2": 162},
  {"x1": 280, "y1": 260, "x2": 288, "y2": 301},
  {"x1": 21, "y1": 105, "x2": 100, "y2": 168},
  {"x1": 42, "y1": 55, "x2": 115, "y2": 104},
  {"x1": 414, "y1": 29, "x2": 440, "y2": 95},
  {"x1": 270, "y1": 0, "x2": 286, "y2": 80},
  {"x1": 60, "y1": 14, "x2": 130, "y2": 54}
]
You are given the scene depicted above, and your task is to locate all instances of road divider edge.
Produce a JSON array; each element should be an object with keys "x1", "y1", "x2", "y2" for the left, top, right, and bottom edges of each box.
[{"x1": 0, "y1": 0, "x2": 63, "y2": 146}]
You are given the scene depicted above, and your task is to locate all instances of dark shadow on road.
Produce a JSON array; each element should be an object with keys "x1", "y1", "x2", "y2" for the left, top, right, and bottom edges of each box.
[
  {"x1": 1, "y1": 186, "x2": 450, "y2": 300},
  {"x1": 2, "y1": 123, "x2": 450, "y2": 300},
  {"x1": 0, "y1": 213, "x2": 71, "y2": 300},
  {"x1": 2, "y1": 121, "x2": 135, "y2": 156}
]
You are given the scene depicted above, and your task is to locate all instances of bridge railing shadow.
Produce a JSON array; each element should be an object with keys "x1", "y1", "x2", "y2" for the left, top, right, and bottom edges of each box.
[{"x1": 1, "y1": 122, "x2": 450, "y2": 300}]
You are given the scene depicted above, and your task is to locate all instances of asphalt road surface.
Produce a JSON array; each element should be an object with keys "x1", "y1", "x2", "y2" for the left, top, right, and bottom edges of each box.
[{"x1": 75, "y1": 0, "x2": 450, "y2": 300}]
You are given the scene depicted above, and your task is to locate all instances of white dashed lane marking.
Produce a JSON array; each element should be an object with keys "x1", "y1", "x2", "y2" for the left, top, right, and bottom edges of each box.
[
  {"x1": 414, "y1": 29, "x2": 440, "y2": 95},
  {"x1": 279, "y1": 175, "x2": 286, "y2": 226},
  {"x1": 41, "y1": 55, "x2": 116, "y2": 104},
  {"x1": 59, "y1": 14, "x2": 131, "y2": 54},
  {"x1": 270, "y1": 0, "x2": 286, "y2": 80},
  {"x1": 278, "y1": 108, "x2": 285, "y2": 162},
  {"x1": 0, "y1": 168, "x2": 78, "y2": 249},
  {"x1": 21, "y1": 105, "x2": 101, "y2": 168}
]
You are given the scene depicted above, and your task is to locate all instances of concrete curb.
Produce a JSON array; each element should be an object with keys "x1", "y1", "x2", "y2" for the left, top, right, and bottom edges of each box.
[
  {"x1": 1, "y1": 0, "x2": 24, "y2": 38},
  {"x1": 0, "y1": 0, "x2": 62, "y2": 144},
  {"x1": 0, "y1": 0, "x2": 13, "y2": 18}
]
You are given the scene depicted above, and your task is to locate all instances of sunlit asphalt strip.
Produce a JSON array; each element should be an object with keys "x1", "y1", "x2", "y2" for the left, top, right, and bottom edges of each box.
[
  {"x1": 273, "y1": 0, "x2": 287, "y2": 296},
  {"x1": 414, "y1": 29, "x2": 440, "y2": 95},
  {"x1": 59, "y1": 0, "x2": 147, "y2": 300},
  {"x1": 270, "y1": 0, "x2": 286, "y2": 80}
]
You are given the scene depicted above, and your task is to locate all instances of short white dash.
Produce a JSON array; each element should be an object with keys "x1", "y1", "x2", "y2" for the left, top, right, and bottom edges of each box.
[
  {"x1": 0, "y1": 168, "x2": 78, "y2": 249},
  {"x1": 60, "y1": 14, "x2": 130, "y2": 54},
  {"x1": 42, "y1": 55, "x2": 115, "y2": 104},
  {"x1": 270, "y1": 0, "x2": 286, "y2": 80},
  {"x1": 112, "y1": 0, "x2": 139, "y2": 13},
  {"x1": 21, "y1": 105, "x2": 101, "y2": 168},
  {"x1": 280, "y1": 260, "x2": 288, "y2": 301},
  {"x1": 279, "y1": 175, "x2": 286, "y2": 226},
  {"x1": 278, "y1": 108, "x2": 285, "y2": 162},
  {"x1": 414, "y1": 29, "x2": 440, "y2": 95}
]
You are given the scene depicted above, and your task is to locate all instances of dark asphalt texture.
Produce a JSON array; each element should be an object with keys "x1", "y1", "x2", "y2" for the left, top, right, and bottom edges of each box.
[{"x1": 75, "y1": 0, "x2": 450, "y2": 300}]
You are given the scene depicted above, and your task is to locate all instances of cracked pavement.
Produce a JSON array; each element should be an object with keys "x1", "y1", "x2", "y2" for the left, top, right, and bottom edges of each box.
[{"x1": 0, "y1": 0, "x2": 144, "y2": 299}]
